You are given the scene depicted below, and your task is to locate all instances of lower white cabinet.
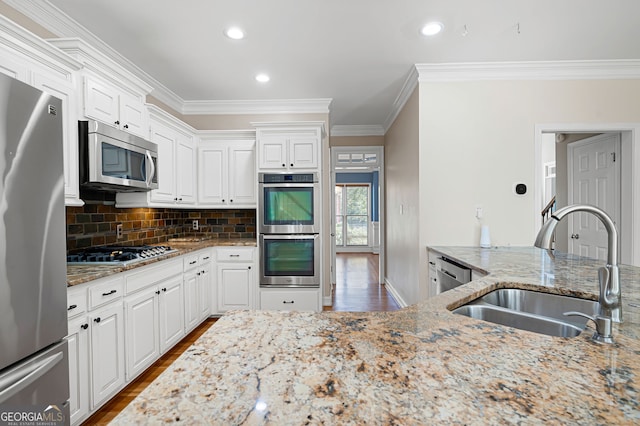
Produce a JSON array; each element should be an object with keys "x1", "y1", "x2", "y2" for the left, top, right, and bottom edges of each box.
[
  {"x1": 216, "y1": 247, "x2": 256, "y2": 312},
  {"x1": 184, "y1": 250, "x2": 211, "y2": 333},
  {"x1": 159, "y1": 276, "x2": 185, "y2": 351},
  {"x1": 89, "y1": 300, "x2": 125, "y2": 409},
  {"x1": 66, "y1": 314, "x2": 90, "y2": 425},
  {"x1": 260, "y1": 289, "x2": 320, "y2": 312}
]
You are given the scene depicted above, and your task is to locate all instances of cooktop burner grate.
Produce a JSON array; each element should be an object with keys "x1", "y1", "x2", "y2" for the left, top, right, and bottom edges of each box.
[{"x1": 67, "y1": 245, "x2": 177, "y2": 266}]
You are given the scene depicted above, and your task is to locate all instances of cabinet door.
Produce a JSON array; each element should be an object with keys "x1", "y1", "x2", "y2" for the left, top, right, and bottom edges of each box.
[
  {"x1": 89, "y1": 302, "x2": 125, "y2": 409},
  {"x1": 197, "y1": 263, "x2": 211, "y2": 320},
  {"x1": 176, "y1": 134, "x2": 196, "y2": 204},
  {"x1": 84, "y1": 77, "x2": 119, "y2": 126},
  {"x1": 197, "y1": 144, "x2": 227, "y2": 205},
  {"x1": 159, "y1": 276, "x2": 185, "y2": 352},
  {"x1": 124, "y1": 287, "x2": 160, "y2": 381},
  {"x1": 149, "y1": 123, "x2": 176, "y2": 202},
  {"x1": 32, "y1": 73, "x2": 81, "y2": 206},
  {"x1": 217, "y1": 263, "x2": 253, "y2": 312},
  {"x1": 229, "y1": 142, "x2": 256, "y2": 206},
  {"x1": 67, "y1": 315, "x2": 90, "y2": 426},
  {"x1": 289, "y1": 135, "x2": 318, "y2": 169},
  {"x1": 258, "y1": 136, "x2": 287, "y2": 170},
  {"x1": 183, "y1": 272, "x2": 199, "y2": 333},
  {"x1": 118, "y1": 92, "x2": 147, "y2": 138}
]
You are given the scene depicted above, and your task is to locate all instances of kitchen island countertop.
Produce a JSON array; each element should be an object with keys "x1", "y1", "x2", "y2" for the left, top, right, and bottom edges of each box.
[
  {"x1": 112, "y1": 246, "x2": 640, "y2": 424},
  {"x1": 67, "y1": 238, "x2": 256, "y2": 286}
]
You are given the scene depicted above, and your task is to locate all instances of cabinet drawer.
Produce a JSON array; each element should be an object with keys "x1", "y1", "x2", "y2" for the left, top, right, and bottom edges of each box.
[
  {"x1": 88, "y1": 276, "x2": 124, "y2": 310},
  {"x1": 260, "y1": 290, "x2": 319, "y2": 312},
  {"x1": 217, "y1": 247, "x2": 254, "y2": 262},
  {"x1": 199, "y1": 251, "x2": 212, "y2": 264},
  {"x1": 125, "y1": 258, "x2": 182, "y2": 294},
  {"x1": 67, "y1": 287, "x2": 87, "y2": 319},
  {"x1": 183, "y1": 254, "x2": 199, "y2": 270}
]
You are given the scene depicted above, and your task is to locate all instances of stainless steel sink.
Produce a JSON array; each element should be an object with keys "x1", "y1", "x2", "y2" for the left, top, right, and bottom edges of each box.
[{"x1": 452, "y1": 288, "x2": 600, "y2": 338}]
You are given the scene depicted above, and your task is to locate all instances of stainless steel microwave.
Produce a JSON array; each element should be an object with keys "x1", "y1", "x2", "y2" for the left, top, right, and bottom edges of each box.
[{"x1": 79, "y1": 120, "x2": 158, "y2": 192}]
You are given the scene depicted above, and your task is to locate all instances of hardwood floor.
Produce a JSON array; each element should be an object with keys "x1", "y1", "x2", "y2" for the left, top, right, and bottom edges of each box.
[
  {"x1": 86, "y1": 253, "x2": 397, "y2": 423},
  {"x1": 325, "y1": 252, "x2": 400, "y2": 312},
  {"x1": 84, "y1": 318, "x2": 216, "y2": 425}
]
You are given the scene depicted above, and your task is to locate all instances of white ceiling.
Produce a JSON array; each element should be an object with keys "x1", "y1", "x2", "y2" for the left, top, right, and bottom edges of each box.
[{"x1": 15, "y1": 0, "x2": 640, "y2": 132}]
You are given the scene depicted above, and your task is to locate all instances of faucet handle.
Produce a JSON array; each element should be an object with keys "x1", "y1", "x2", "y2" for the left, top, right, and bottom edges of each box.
[{"x1": 564, "y1": 311, "x2": 614, "y2": 344}]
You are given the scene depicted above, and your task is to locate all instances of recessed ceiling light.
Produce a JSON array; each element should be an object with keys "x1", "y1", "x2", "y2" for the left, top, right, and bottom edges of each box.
[
  {"x1": 255, "y1": 73, "x2": 270, "y2": 83},
  {"x1": 421, "y1": 21, "x2": 444, "y2": 36},
  {"x1": 225, "y1": 27, "x2": 245, "y2": 40}
]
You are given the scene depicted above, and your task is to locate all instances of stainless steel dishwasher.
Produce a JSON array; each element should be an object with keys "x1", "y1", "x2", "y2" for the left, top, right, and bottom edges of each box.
[{"x1": 436, "y1": 256, "x2": 472, "y2": 294}]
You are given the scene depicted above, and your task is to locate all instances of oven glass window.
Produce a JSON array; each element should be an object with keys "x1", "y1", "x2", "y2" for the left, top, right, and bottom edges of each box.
[
  {"x1": 101, "y1": 142, "x2": 147, "y2": 182},
  {"x1": 263, "y1": 239, "x2": 315, "y2": 276},
  {"x1": 263, "y1": 187, "x2": 314, "y2": 225}
]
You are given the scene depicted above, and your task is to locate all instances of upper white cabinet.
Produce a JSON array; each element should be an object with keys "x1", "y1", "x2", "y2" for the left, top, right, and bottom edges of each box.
[
  {"x1": 84, "y1": 76, "x2": 148, "y2": 138},
  {"x1": 198, "y1": 131, "x2": 256, "y2": 208},
  {"x1": 254, "y1": 122, "x2": 325, "y2": 171},
  {"x1": 0, "y1": 18, "x2": 84, "y2": 206},
  {"x1": 116, "y1": 105, "x2": 197, "y2": 207},
  {"x1": 48, "y1": 38, "x2": 152, "y2": 140}
]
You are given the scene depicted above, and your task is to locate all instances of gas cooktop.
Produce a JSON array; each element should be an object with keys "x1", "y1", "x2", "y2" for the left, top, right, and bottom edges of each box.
[{"x1": 67, "y1": 245, "x2": 177, "y2": 266}]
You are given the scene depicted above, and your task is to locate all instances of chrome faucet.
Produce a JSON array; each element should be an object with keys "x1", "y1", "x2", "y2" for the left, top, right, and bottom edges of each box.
[{"x1": 534, "y1": 204, "x2": 622, "y2": 323}]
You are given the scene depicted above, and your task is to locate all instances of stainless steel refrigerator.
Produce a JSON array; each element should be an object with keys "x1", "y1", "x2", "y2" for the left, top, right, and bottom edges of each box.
[{"x1": 0, "y1": 73, "x2": 70, "y2": 421}]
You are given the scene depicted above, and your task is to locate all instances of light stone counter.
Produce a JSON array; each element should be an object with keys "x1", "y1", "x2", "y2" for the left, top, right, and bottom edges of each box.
[
  {"x1": 67, "y1": 238, "x2": 256, "y2": 286},
  {"x1": 111, "y1": 247, "x2": 640, "y2": 424}
]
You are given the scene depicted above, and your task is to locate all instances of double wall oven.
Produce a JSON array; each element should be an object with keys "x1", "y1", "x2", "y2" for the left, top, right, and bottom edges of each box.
[{"x1": 259, "y1": 173, "x2": 320, "y2": 288}]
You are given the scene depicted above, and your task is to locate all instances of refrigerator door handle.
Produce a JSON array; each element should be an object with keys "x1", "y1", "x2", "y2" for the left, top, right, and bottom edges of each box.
[{"x1": 0, "y1": 352, "x2": 63, "y2": 403}]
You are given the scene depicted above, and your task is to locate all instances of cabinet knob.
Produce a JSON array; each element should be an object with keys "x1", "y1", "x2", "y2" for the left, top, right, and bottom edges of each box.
[
  {"x1": 94, "y1": 317, "x2": 101, "y2": 323},
  {"x1": 248, "y1": 266, "x2": 251, "y2": 270},
  {"x1": 179, "y1": 198, "x2": 183, "y2": 201},
  {"x1": 174, "y1": 197, "x2": 178, "y2": 201},
  {"x1": 282, "y1": 164, "x2": 285, "y2": 167},
  {"x1": 156, "y1": 290, "x2": 161, "y2": 295},
  {"x1": 123, "y1": 124, "x2": 129, "y2": 129},
  {"x1": 81, "y1": 324, "x2": 89, "y2": 330},
  {"x1": 162, "y1": 288, "x2": 167, "y2": 292},
  {"x1": 114, "y1": 120, "x2": 120, "y2": 125},
  {"x1": 230, "y1": 199, "x2": 233, "y2": 203},
  {"x1": 197, "y1": 272, "x2": 201, "y2": 276},
  {"x1": 222, "y1": 199, "x2": 225, "y2": 202},
  {"x1": 290, "y1": 163, "x2": 294, "y2": 167}
]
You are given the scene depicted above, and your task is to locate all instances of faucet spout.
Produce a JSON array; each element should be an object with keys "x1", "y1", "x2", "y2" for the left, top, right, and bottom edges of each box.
[{"x1": 534, "y1": 204, "x2": 622, "y2": 323}]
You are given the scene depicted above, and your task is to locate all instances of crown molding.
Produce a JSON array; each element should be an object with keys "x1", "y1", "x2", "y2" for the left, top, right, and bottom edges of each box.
[
  {"x1": 182, "y1": 98, "x2": 332, "y2": 115},
  {"x1": 6, "y1": 0, "x2": 185, "y2": 111},
  {"x1": 416, "y1": 60, "x2": 640, "y2": 82},
  {"x1": 148, "y1": 104, "x2": 197, "y2": 135},
  {"x1": 0, "y1": 13, "x2": 81, "y2": 75},
  {"x1": 382, "y1": 65, "x2": 419, "y2": 132},
  {"x1": 330, "y1": 125, "x2": 385, "y2": 137}
]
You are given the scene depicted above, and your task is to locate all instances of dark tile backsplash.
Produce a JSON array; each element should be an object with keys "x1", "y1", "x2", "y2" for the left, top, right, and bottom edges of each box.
[{"x1": 66, "y1": 205, "x2": 256, "y2": 252}]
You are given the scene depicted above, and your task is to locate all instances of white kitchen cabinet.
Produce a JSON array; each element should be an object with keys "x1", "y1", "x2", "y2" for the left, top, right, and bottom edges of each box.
[
  {"x1": 158, "y1": 276, "x2": 185, "y2": 352},
  {"x1": 124, "y1": 286, "x2": 160, "y2": 381},
  {"x1": 183, "y1": 251, "x2": 211, "y2": 333},
  {"x1": 254, "y1": 122, "x2": 324, "y2": 171},
  {"x1": 427, "y1": 249, "x2": 439, "y2": 298},
  {"x1": 89, "y1": 300, "x2": 125, "y2": 409},
  {"x1": 216, "y1": 247, "x2": 256, "y2": 312},
  {"x1": 67, "y1": 315, "x2": 90, "y2": 426},
  {"x1": 260, "y1": 289, "x2": 320, "y2": 312},
  {"x1": 116, "y1": 105, "x2": 197, "y2": 208},
  {"x1": 198, "y1": 134, "x2": 256, "y2": 207},
  {"x1": 83, "y1": 74, "x2": 148, "y2": 139},
  {"x1": 197, "y1": 251, "x2": 213, "y2": 320},
  {"x1": 183, "y1": 268, "x2": 199, "y2": 333}
]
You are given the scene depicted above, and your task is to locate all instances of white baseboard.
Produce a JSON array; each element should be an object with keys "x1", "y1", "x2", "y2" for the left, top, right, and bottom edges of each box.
[{"x1": 384, "y1": 278, "x2": 408, "y2": 308}]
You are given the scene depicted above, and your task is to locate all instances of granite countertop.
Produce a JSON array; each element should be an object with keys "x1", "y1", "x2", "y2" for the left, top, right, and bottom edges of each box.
[
  {"x1": 67, "y1": 238, "x2": 256, "y2": 286},
  {"x1": 112, "y1": 247, "x2": 640, "y2": 424}
]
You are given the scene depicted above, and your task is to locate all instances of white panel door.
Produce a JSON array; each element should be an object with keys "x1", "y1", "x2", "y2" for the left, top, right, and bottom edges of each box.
[
  {"x1": 568, "y1": 134, "x2": 621, "y2": 261},
  {"x1": 67, "y1": 315, "x2": 89, "y2": 425},
  {"x1": 89, "y1": 302, "x2": 125, "y2": 409},
  {"x1": 176, "y1": 135, "x2": 196, "y2": 204},
  {"x1": 150, "y1": 124, "x2": 176, "y2": 202},
  {"x1": 258, "y1": 136, "x2": 287, "y2": 169},
  {"x1": 229, "y1": 142, "x2": 256, "y2": 205},
  {"x1": 118, "y1": 92, "x2": 147, "y2": 138},
  {"x1": 183, "y1": 272, "x2": 199, "y2": 333},
  {"x1": 289, "y1": 136, "x2": 318, "y2": 169},
  {"x1": 197, "y1": 145, "x2": 227, "y2": 205},
  {"x1": 217, "y1": 264, "x2": 252, "y2": 311},
  {"x1": 84, "y1": 77, "x2": 119, "y2": 126},
  {"x1": 124, "y1": 287, "x2": 159, "y2": 381},
  {"x1": 159, "y1": 276, "x2": 185, "y2": 352}
]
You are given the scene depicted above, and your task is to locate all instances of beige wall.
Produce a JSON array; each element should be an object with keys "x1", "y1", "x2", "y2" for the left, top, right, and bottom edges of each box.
[
  {"x1": 384, "y1": 87, "x2": 419, "y2": 305},
  {"x1": 418, "y1": 79, "x2": 640, "y2": 287},
  {"x1": 330, "y1": 135, "x2": 384, "y2": 147},
  {"x1": 0, "y1": 3, "x2": 57, "y2": 38}
]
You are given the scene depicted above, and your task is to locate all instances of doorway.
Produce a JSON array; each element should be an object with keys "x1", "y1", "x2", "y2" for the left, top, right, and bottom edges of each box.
[
  {"x1": 535, "y1": 124, "x2": 639, "y2": 266},
  {"x1": 330, "y1": 147, "x2": 386, "y2": 307}
]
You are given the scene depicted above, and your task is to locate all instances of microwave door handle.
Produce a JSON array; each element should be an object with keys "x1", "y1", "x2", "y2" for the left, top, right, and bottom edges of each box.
[{"x1": 145, "y1": 151, "x2": 155, "y2": 187}]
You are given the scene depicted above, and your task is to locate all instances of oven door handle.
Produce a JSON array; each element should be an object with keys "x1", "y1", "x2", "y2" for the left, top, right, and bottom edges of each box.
[
  {"x1": 145, "y1": 150, "x2": 155, "y2": 187},
  {"x1": 261, "y1": 234, "x2": 319, "y2": 241},
  {"x1": 260, "y1": 183, "x2": 317, "y2": 188}
]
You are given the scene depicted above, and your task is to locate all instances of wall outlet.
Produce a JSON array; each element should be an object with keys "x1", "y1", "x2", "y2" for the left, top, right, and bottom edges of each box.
[
  {"x1": 192, "y1": 220, "x2": 199, "y2": 230},
  {"x1": 116, "y1": 224, "x2": 123, "y2": 239}
]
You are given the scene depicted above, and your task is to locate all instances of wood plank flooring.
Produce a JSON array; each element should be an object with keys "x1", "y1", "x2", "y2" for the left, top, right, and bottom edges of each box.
[
  {"x1": 85, "y1": 253, "x2": 397, "y2": 423},
  {"x1": 326, "y1": 252, "x2": 400, "y2": 312}
]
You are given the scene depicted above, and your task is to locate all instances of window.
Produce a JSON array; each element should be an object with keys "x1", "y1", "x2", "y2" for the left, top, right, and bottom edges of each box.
[{"x1": 335, "y1": 184, "x2": 369, "y2": 247}]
